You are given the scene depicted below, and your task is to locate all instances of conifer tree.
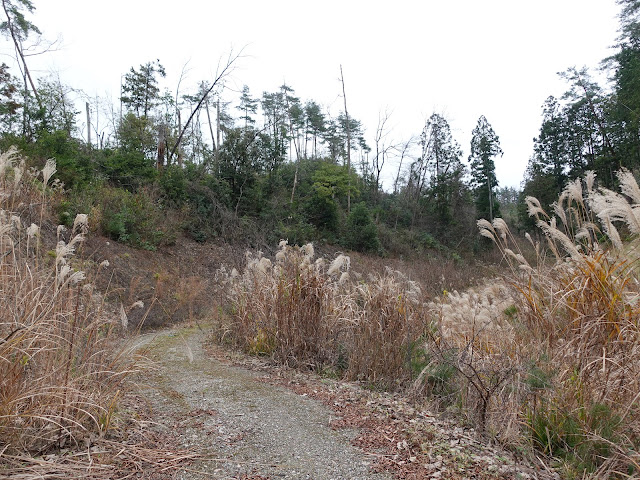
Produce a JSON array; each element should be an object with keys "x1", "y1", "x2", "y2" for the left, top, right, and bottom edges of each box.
[{"x1": 469, "y1": 115, "x2": 502, "y2": 221}]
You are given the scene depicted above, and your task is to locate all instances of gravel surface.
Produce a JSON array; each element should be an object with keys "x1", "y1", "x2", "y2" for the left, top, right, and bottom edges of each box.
[{"x1": 131, "y1": 326, "x2": 392, "y2": 480}]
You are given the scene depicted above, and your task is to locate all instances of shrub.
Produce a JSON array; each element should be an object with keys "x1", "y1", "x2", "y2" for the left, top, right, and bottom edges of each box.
[
  {"x1": 97, "y1": 186, "x2": 175, "y2": 249},
  {"x1": 344, "y1": 202, "x2": 380, "y2": 253}
]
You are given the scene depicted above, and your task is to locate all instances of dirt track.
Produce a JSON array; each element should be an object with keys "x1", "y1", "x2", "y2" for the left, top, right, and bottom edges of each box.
[{"x1": 131, "y1": 325, "x2": 392, "y2": 480}]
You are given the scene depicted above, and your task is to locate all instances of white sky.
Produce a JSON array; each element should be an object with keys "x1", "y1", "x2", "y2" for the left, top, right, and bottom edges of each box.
[{"x1": 9, "y1": 0, "x2": 623, "y2": 189}]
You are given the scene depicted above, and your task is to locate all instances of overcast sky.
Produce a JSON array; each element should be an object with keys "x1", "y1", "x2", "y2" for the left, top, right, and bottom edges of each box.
[{"x1": 13, "y1": 0, "x2": 623, "y2": 188}]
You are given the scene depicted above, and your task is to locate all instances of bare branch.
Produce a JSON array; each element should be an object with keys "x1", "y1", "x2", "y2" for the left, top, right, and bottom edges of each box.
[{"x1": 168, "y1": 48, "x2": 245, "y2": 162}]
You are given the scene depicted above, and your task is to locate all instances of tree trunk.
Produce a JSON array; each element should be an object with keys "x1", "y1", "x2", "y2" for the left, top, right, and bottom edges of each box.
[
  {"x1": 86, "y1": 102, "x2": 91, "y2": 147},
  {"x1": 340, "y1": 65, "x2": 352, "y2": 214}
]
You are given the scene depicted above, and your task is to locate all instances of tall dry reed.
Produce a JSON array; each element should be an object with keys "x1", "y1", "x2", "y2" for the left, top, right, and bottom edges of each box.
[
  {"x1": 221, "y1": 240, "x2": 427, "y2": 386},
  {"x1": 0, "y1": 148, "x2": 137, "y2": 465},
  {"x1": 426, "y1": 170, "x2": 640, "y2": 478}
]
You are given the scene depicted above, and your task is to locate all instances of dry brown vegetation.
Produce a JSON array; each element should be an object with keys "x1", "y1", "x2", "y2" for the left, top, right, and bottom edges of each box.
[
  {"x1": 0, "y1": 147, "x2": 195, "y2": 479},
  {"x1": 217, "y1": 241, "x2": 430, "y2": 389},
  {"x1": 430, "y1": 171, "x2": 640, "y2": 478},
  {"x1": 220, "y1": 170, "x2": 640, "y2": 479}
]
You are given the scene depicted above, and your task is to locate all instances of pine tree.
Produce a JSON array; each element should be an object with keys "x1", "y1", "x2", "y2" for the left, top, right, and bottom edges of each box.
[{"x1": 120, "y1": 60, "x2": 166, "y2": 118}]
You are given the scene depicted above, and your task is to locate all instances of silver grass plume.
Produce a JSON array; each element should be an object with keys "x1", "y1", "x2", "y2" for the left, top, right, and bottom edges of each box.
[
  {"x1": 328, "y1": 254, "x2": 350, "y2": 276},
  {"x1": 537, "y1": 219, "x2": 582, "y2": 261},
  {"x1": 301, "y1": 242, "x2": 314, "y2": 259},
  {"x1": 492, "y1": 218, "x2": 509, "y2": 242},
  {"x1": 526, "y1": 196, "x2": 547, "y2": 218},
  {"x1": 72, "y1": 213, "x2": 89, "y2": 235},
  {"x1": 601, "y1": 214, "x2": 623, "y2": 251},
  {"x1": 42, "y1": 159, "x2": 56, "y2": 186},
  {"x1": 0, "y1": 146, "x2": 18, "y2": 180},
  {"x1": 275, "y1": 249, "x2": 286, "y2": 263},
  {"x1": 585, "y1": 171, "x2": 596, "y2": 193},
  {"x1": 120, "y1": 304, "x2": 128, "y2": 329},
  {"x1": 553, "y1": 191, "x2": 568, "y2": 228},
  {"x1": 13, "y1": 159, "x2": 24, "y2": 190},
  {"x1": 58, "y1": 264, "x2": 72, "y2": 286},
  {"x1": 26, "y1": 223, "x2": 39, "y2": 238},
  {"x1": 590, "y1": 189, "x2": 640, "y2": 235},
  {"x1": 617, "y1": 169, "x2": 640, "y2": 205},
  {"x1": 566, "y1": 178, "x2": 583, "y2": 203},
  {"x1": 477, "y1": 219, "x2": 496, "y2": 241}
]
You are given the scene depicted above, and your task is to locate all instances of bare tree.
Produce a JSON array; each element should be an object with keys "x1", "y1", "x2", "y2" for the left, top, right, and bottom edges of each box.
[
  {"x1": 393, "y1": 136, "x2": 416, "y2": 196},
  {"x1": 168, "y1": 48, "x2": 244, "y2": 162},
  {"x1": 339, "y1": 65, "x2": 352, "y2": 214},
  {"x1": 371, "y1": 108, "x2": 397, "y2": 199},
  {"x1": 1, "y1": 0, "x2": 39, "y2": 102}
]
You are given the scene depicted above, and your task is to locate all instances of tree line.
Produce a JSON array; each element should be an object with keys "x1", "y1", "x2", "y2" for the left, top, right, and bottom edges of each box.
[
  {"x1": 1, "y1": 0, "x2": 636, "y2": 256},
  {"x1": 521, "y1": 1, "x2": 640, "y2": 229}
]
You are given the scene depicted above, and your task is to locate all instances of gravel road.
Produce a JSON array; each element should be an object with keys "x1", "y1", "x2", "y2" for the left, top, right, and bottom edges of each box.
[{"x1": 132, "y1": 326, "x2": 392, "y2": 480}]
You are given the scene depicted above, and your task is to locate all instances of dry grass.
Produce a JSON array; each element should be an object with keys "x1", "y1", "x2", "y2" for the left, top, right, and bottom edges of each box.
[
  {"x1": 425, "y1": 171, "x2": 640, "y2": 478},
  {"x1": 220, "y1": 240, "x2": 428, "y2": 387},
  {"x1": 0, "y1": 147, "x2": 195, "y2": 479},
  {"x1": 0, "y1": 147, "x2": 134, "y2": 458},
  {"x1": 220, "y1": 168, "x2": 640, "y2": 478}
]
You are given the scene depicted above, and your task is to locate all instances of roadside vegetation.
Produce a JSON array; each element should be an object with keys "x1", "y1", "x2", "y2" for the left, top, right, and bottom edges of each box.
[
  {"x1": 221, "y1": 171, "x2": 640, "y2": 479},
  {"x1": 0, "y1": 148, "x2": 195, "y2": 478}
]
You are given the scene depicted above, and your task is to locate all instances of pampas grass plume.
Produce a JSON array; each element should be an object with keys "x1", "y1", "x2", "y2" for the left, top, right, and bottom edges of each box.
[
  {"x1": 41, "y1": 158, "x2": 56, "y2": 186},
  {"x1": 328, "y1": 254, "x2": 350, "y2": 276},
  {"x1": 301, "y1": 242, "x2": 314, "y2": 259},
  {"x1": 72, "y1": 213, "x2": 89, "y2": 235},
  {"x1": 26, "y1": 223, "x2": 39, "y2": 238}
]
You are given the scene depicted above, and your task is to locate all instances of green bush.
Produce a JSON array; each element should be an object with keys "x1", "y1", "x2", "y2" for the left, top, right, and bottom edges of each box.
[
  {"x1": 158, "y1": 164, "x2": 188, "y2": 207},
  {"x1": 98, "y1": 187, "x2": 172, "y2": 249},
  {"x1": 97, "y1": 149, "x2": 156, "y2": 189},
  {"x1": 343, "y1": 202, "x2": 380, "y2": 253},
  {"x1": 0, "y1": 130, "x2": 95, "y2": 189},
  {"x1": 527, "y1": 403, "x2": 622, "y2": 477}
]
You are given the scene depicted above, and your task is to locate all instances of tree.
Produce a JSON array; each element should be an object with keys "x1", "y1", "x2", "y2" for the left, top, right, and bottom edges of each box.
[
  {"x1": 532, "y1": 97, "x2": 568, "y2": 181},
  {"x1": 305, "y1": 160, "x2": 360, "y2": 233},
  {"x1": 304, "y1": 100, "x2": 325, "y2": 158},
  {"x1": 605, "y1": 2, "x2": 640, "y2": 171},
  {"x1": 121, "y1": 60, "x2": 166, "y2": 118},
  {"x1": 237, "y1": 85, "x2": 258, "y2": 129},
  {"x1": 1, "y1": 0, "x2": 40, "y2": 102},
  {"x1": 217, "y1": 126, "x2": 272, "y2": 215},
  {"x1": 0, "y1": 62, "x2": 21, "y2": 133},
  {"x1": 469, "y1": 115, "x2": 502, "y2": 221},
  {"x1": 344, "y1": 202, "x2": 380, "y2": 253},
  {"x1": 38, "y1": 74, "x2": 77, "y2": 135},
  {"x1": 617, "y1": 0, "x2": 640, "y2": 47},
  {"x1": 422, "y1": 113, "x2": 465, "y2": 226},
  {"x1": 339, "y1": 65, "x2": 352, "y2": 213},
  {"x1": 370, "y1": 109, "x2": 395, "y2": 199},
  {"x1": 560, "y1": 67, "x2": 617, "y2": 174},
  {"x1": 168, "y1": 50, "x2": 241, "y2": 163},
  {"x1": 323, "y1": 114, "x2": 368, "y2": 164}
]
